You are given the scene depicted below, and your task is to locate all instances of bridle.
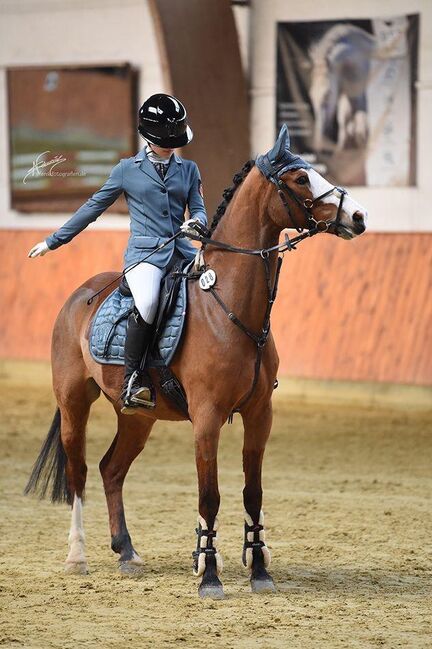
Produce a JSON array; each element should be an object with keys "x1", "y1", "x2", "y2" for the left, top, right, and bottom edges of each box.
[
  {"x1": 275, "y1": 174, "x2": 347, "y2": 233},
  {"x1": 195, "y1": 157, "x2": 349, "y2": 256},
  {"x1": 187, "y1": 156, "x2": 349, "y2": 420},
  {"x1": 257, "y1": 155, "x2": 348, "y2": 249}
]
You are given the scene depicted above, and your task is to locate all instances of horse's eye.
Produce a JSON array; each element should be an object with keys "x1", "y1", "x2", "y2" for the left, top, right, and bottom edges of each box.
[{"x1": 296, "y1": 175, "x2": 308, "y2": 185}]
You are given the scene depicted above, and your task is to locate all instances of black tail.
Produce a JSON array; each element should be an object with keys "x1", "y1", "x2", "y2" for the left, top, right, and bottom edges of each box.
[{"x1": 24, "y1": 408, "x2": 71, "y2": 505}]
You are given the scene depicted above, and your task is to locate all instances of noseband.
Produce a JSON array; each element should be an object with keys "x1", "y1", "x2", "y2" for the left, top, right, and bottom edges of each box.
[{"x1": 276, "y1": 176, "x2": 347, "y2": 234}]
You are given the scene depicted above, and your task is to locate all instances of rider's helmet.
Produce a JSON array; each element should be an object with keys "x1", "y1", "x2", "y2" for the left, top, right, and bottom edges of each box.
[{"x1": 138, "y1": 93, "x2": 193, "y2": 148}]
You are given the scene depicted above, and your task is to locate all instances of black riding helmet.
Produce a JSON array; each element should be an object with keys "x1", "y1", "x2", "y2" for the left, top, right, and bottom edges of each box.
[{"x1": 138, "y1": 93, "x2": 193, "y2": 148}]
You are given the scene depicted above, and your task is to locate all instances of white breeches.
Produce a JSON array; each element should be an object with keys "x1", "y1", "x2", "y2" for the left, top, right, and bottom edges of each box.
[{"x1": 126, "y1": 263, "x2": 164, "y2": 325}]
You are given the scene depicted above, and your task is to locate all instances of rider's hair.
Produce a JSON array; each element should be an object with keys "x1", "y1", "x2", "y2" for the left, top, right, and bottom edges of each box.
[{"x1": 210, "y1": 159, "x2": 255, "y2": 235}]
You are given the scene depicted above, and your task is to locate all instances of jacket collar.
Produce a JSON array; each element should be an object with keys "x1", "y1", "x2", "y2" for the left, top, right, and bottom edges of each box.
[
  {"x1": 133, "y1": 148, "x2": 182, "y2": 184},
  {"x1": 134, "y1": 148, "x2": 183, "y2": 164}
]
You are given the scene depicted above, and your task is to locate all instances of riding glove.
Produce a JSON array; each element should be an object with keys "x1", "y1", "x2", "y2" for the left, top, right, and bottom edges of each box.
[
  {"x1": 180, "y1": 218, "x2": 209, "y2": 239},
  {"x1": 28, "y1": 241, "x2": 50, "y2": 257}
]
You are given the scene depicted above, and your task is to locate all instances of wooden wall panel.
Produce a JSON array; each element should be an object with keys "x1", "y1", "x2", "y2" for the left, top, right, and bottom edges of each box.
[
  {"x1": 0, "y1": 230, "x2": 128, "y2": 360},
  {"x1": 271, "y1": 232, "x2": 432, "y2": 384},
  {"x1": 0, "y1": 231, "x2": 431, "y2": 385},
  {"x1": 150, "y1": 0, "x2": 250, "y2": 216}
]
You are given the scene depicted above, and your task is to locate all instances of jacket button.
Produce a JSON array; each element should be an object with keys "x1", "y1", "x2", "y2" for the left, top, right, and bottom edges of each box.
[
  {"x1": 163, "y1": 209, "x2": 168, "y2": 216},
  {"x1": 161, "y1": 188, "x2": 167, "y2": 193}
]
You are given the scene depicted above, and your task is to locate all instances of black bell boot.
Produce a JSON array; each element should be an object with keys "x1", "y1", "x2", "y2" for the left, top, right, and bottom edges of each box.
[{"x1": 120, "y1": 309, "x2": 156, "y2": 415}]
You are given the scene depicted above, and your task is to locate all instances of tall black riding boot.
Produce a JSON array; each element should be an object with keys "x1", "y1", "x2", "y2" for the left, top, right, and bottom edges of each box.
[{"x1": 120, "y1": 308, "x2": 156, "y2": 414}]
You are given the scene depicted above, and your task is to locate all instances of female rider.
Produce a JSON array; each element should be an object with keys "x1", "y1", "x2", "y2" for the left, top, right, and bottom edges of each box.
[{"x1": 28, "y1": 93, "x2": 208, "y2": 413}]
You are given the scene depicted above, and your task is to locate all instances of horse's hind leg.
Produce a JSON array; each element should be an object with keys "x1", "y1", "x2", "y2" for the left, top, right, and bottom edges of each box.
[
  {"x1": 99, "y1": 412, "x2": 154, "y2": 575},
  {"x1": 57, "y1": 376, "x2": 100, "y2": 575},
  {"x1": 241, "y1": 402, "x2": 276, "y2": 593}
]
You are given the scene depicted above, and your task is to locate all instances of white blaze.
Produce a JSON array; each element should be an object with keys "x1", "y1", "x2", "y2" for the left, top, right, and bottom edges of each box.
[{"x1": 306, "y1": 168, "x2": 368, "y2": 231}]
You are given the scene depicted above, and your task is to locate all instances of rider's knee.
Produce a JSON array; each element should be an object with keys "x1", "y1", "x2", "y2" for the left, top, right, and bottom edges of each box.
[
  {"x1": 131, "y1": 305, "x2": 144, "y2": 324},
  {"x1": 133, "y1": 299, "x2": 157, "y2": 325}
]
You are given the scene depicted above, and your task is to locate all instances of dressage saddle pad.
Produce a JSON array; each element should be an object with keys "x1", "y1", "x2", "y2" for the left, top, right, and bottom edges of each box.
[{"x1": 89, "y1": 260, "x2": 193, "y2": 368}]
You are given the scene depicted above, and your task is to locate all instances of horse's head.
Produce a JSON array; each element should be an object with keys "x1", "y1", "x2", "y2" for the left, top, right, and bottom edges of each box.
[{"x1": 256, "y1": 125, "x2": 367, "y2": 240}]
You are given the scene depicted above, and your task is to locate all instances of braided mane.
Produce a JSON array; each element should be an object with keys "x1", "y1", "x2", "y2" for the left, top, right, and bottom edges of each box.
[{"x1": 209, "y1": 159, "x2": 255, "y2": 235}]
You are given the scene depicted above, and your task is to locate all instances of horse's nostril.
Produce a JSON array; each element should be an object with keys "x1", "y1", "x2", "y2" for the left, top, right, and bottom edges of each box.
[{"x1": 353, "y1": 211, "x2": 364, "y2": 223}]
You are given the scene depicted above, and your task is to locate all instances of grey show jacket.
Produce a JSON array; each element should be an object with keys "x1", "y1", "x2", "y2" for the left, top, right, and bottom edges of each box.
[{"x1": 45, "y1": 149, "x2": 207, "y2": 269}]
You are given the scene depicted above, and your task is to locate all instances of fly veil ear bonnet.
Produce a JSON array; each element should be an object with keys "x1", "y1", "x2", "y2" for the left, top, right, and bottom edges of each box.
[
  {"x1": 255, "y1": 124, "x2": 311, "y2": 181},
  {"x1": 255, "y1": 124, "x2": 347, "y2": 238}
]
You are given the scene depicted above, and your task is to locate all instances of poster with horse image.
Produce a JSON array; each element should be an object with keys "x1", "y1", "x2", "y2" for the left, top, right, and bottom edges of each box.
[{"x1": 276, "y1": 14, "x2": 419, "y2": 187}]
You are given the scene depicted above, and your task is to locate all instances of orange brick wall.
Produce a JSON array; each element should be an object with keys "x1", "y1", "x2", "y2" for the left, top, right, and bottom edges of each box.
[{"x1": 1, "y1": 230, "x2": 431, "y2": 384}]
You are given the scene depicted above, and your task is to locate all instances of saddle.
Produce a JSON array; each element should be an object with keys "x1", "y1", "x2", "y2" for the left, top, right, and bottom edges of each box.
[
  {"x1": 118, "y1": 257, "x2": 187, "y2": 366},
  {"x1": 89, "y1": 255, "x2": 195, "y2": 417}
]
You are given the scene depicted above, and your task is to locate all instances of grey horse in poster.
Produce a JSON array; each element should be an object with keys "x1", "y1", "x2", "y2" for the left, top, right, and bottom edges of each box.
[{"x1": 309, "y1": 24, "x2": 375, "y2": 152}]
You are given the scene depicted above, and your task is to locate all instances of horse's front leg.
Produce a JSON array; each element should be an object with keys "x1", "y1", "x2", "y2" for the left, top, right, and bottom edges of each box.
[
  {"x1": 241, "y1": 402, "x2": 276, "y2": 593},
  {"x1": 192, "y1": 410, "x2": 224, "y2": 599}
]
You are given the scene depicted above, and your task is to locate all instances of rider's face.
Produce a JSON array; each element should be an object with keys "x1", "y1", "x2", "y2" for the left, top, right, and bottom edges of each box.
[{"x1": 148, "y1": 143, "x2": 174, "y2": 157}]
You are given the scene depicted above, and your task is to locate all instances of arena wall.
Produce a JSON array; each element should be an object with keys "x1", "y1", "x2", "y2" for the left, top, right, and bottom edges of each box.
[{"x1": 1, "y1": 229, "x2": 430, "y2": 385}]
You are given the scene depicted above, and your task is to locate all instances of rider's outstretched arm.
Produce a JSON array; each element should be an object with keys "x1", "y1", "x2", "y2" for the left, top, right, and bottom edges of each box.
[{"x1": 29, "y1": 161, "x2": 124, "y2": 257}]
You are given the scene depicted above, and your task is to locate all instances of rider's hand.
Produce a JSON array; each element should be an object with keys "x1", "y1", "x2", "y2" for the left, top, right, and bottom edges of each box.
[
  {"x1": 28, "y1": 241, "x2": 50, "y2": 258},
  {"x1": 180, "y1": 218, "x2": 209, "y2": 239}
]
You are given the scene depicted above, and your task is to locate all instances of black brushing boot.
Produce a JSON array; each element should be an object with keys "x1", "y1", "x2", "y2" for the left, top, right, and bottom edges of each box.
[{"x1": 120, "y1": 308, "x2": 156, "y2": 414}]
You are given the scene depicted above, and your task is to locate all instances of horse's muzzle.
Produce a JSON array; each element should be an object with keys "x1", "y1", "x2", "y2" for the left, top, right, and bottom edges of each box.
[{"x1": 352, "y1": 211, "x2": 366, "y2": 235}]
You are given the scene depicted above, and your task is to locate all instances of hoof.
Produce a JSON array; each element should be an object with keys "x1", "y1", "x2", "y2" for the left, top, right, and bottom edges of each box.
[
  {"x1": 196, "y1": 550, "x2": 224, "y2": 599},
  {"x1": 198, "y1": 582, "x2": 225, "y2": 600},
  {"x1": 251, "y1": 575, "x2": 276, "y2": 594},
  {"x1": 119, "y1": 559, "x2": 144, "y2": 576},
  {"x1": 64, "y1": 561, "x2": 88, "y2": 575}
]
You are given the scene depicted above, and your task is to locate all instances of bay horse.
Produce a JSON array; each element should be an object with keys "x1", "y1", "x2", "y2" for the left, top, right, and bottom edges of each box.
[{"x1": 25, "y1": 125, "x2": 367, "y2": 599}]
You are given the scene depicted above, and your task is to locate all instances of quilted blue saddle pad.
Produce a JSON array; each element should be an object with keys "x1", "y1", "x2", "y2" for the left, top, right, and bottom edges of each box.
[{"x1": 89, "y1": 263, "x2": 191, "y2": 367}]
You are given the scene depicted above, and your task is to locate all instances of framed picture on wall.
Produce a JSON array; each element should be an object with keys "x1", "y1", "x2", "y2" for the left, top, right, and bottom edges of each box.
[
  {"x1": 7, "y1": 63, "x2": 138, "y2": 213},
  {"x1": 276, "y1": 14, "x2": 419, "y2": 187}
]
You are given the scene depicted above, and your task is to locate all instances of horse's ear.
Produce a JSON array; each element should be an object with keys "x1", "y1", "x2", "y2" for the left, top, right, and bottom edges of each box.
[{"x1": 267, "y1": 124, "x2": 291, "y2": 163}]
